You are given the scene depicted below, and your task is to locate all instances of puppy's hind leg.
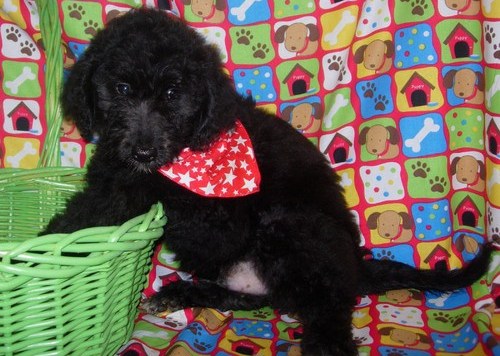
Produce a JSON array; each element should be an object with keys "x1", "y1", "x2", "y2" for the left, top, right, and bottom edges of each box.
[
  {"x1": 260, "y1": 213, "x2": 360, "y2": 355},
  {"x1": 142, "y1": 279, "x2": 269, "y2": 315},
  {"x1": 269, "y1": 260, "x2": 359, "y2": 356}
]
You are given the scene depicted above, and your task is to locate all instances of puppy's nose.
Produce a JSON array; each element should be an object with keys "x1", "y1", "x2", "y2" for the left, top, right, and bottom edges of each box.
[{"x1": 133, "y1": 147, "x2": 157, "y2": 162}]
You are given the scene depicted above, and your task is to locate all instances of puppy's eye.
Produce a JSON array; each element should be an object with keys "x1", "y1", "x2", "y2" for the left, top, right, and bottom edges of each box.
[
  {"x1": 116, "y1": 83, "x2": 131, "y2": 95},
  {"x1": 166, "y1": 87, "x2": 176, "y2": 100}
]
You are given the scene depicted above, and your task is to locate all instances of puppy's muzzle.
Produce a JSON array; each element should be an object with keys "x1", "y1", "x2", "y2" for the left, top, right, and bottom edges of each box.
[{"x1": 133, "y1": 146, "x2": 158, "y2": 163}]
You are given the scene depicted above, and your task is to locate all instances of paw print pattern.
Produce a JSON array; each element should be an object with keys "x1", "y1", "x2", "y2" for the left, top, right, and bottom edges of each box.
[
  {"x1": 376, "y1": 249, "x2": 396, "y2": 261},
  {"x1": 236, "y1": 29, "x2": 253, "y2": 45},
  {"x1": 84, "y1": 20, "x2": 99, "y2": 37},
  {"x1": 164, "y1": 317, "x2": 184, "y2": 329},
  {"x1": 20, "y1": 40, "x2": 36, "y2": 56},
  {"x1": 6, "y1": 26, "x2": 21, "y2": 42},
  {"x1": 193, "y1": 339, "x2": 212, "y2": 352},
  {"x1": 68, "y1": 3, "x2": 86, "y2": 20},
  {"x1": 492, "y1": 227, "x2": 500, "y2": 244},
  {"x1": 353, "y1": 335, "x2": 368, "y2": 345},
  {"x1": 327, "y1": 55, "x2": 347, "y2": 81},
  {"x1": 411, "y1": 0, "x2": 428, "y2": 16},
  {"x1": 411, "y1": 161, "x2": 430, "y2": 178},
  {"x1": 433, "y1": 311, "x2": 466, "y2": 327},
  {"x1": 429, "y1": 176, "x2": 447, "y2": 193},
  {"x1": 493, "y1": 43, "x2": 500, "y2": 60},
  {"x1": 252, "y1": 309, "x2": 273, "y2": 319},
  {"x1": 187, "y1": 323, "x2": 204, "y2": 336},
  {"x1": 374, "y1": 95, "x2": 389, "y2": 111},
  {"x1": 485, "y1": 24, "x2": 496, "y2": 44},
  {"x1": 362, "y1": 82, "x2": 377, "y2": 98},
  {"x1": 252, "y1": 43, "x2": 269, "y2": 59}
]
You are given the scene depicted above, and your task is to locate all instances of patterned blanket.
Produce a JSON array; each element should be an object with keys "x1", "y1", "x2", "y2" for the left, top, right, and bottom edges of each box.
[{"x1": 0, "y1": 1, "x2": 498, "y2": 355}]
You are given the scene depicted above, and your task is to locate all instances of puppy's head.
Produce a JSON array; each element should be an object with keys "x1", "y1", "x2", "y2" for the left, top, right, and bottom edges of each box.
[{"x1": 62, "y1": 9, "x2": 238, "y2": 172}]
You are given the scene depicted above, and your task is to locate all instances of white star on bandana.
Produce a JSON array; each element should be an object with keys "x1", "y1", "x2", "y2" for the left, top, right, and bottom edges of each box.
[{"x1": 158, "y1": 120, "x2": 261, "y2": 197}]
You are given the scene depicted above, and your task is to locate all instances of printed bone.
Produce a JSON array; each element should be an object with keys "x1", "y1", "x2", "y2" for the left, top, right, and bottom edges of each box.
[
  {"x1": 230, "y1": 0, "x2": 260, "y2": 21},
  {"x1": 323, "y1": 93, "x2": 349, "y2": 128},
  {"x1": 6, "y1": 142, "x2": 37, "y2": 168},
  {"x1": 3, "y1": 0, "x2": 17, "y2": 12},
  {"x1": 324, "y1": 10, "x2": 356, "y2": 45},
  {"x1": 5, "y1": 66, "x2": 36, "y2": 95},
  {"x1": 404, "y1": 117, "x2": 440, "y2": 153},
  {"x1": 486, "y1": 74, "x2": 500, "y2": 108}
]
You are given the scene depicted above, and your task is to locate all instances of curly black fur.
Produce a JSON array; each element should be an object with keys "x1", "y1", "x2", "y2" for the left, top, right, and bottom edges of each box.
[{"x1": 45, "y1": 9, "x2": 493, "y2": 355}]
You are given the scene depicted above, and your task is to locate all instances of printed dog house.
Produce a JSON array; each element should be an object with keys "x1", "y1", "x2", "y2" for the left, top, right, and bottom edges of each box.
[
  {"x1": 7, "y1": 102, "x2": 38, "y2": 132},
  {"x1": 443, "y1": 24, "x2": 478, "y2": 59},
  {"x1": 423, "y1": 245, "x2": 451, "y2": 270},
  {"x1": 282, "y1": 325, "x2": 304, "y2": 340},
  {"x1": 324, "y1": 133, "x2": 352, "y2": 164},
  {"x1": 487, "y1": 120, "x2": 499, "y2": 155},
  {"x1": 456, "y1": 196, "x2": 482, "y2": 228},
  {"x1": 282, "y1": 64, "x2": 314, "y2": 96},
  {"x1": 400, "y1": 72, "x2": 435, "y2": 107},
  {"x1": 230, "y1": 339, "x2": 266, "y2": 355}
]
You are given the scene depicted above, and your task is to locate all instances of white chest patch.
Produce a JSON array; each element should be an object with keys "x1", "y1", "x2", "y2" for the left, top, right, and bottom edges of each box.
[{"x1": 223, "y1": 261, "x2": 268, "y2": 295}]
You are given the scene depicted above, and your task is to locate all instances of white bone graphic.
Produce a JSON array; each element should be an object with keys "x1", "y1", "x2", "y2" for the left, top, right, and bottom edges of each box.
[
  {"x1": 483, "y1": 0, "x2": 494, "y2": 12},
  {"x1": 486, "y1": 74, "x2": 500, "y2": 108},
  {"x1": 6, "y1": 142, "x2": 37, "y2": 168},
  {"x1": 427, "y1": 292, "x2": 452, "y2": 307},
  {"x1": 230, "y1": 0, "x2": 261, "y2": 21},
  {"x1": 404, "y1": 117, "x2": 440, "y2": 153},
  {"x1": 5, "y1": 66, "x2": 36, "y2": 95},
  {"x1": 323, "y1": 93, "x2": 349, "y2": 128},
  {"x1": 324, "y1": 10, "x2": 356, "y2": 45},
  {"x1": 3, "y1": 0, "x2": 18, "y2": 13},
  {"x1": 488, "y1": 167, "x2": 500, "y2": 193}
]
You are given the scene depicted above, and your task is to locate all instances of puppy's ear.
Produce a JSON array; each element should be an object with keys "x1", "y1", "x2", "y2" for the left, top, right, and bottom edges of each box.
[
  {"x1": 450, "y1": 156, "x2": 460, "y2": 175},
  {"x1": 443, "y1": 70, "x2": 456, "y2": 89},
  {"x1": 191, "y1": 64, "x2": 239, "y2": 150},
  {"x1": 358, "y1": 126, "x2": 370, "y2": 144},
  {"x1": 366, "y1": 212, "x2": 381, "y2": 229},
  {"x1": 386, "y1": 126, "x2": 399, "y2": 144},
  {"x1": 61, "y1": 47, "x2": 100, "y2": 142},
  {"x1": 353, "y1": 45, "x2": 367, "y2": 64},
  {"x1": 477, "y1": 160, "x2": 486, "y2": 179},
  {"x1": 475, "y1": 71, "x2": 485, "y2": 91}
]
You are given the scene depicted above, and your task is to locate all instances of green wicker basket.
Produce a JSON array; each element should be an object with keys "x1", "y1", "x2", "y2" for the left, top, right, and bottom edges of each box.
[{"x1": 0, "y1": 2, "x2": 167, "y2": 355}]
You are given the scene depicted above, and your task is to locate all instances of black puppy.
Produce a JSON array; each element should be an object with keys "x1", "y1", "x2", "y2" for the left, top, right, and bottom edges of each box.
[{"x1": 45, "y1": 9, "x2": 492, "y2": 355}]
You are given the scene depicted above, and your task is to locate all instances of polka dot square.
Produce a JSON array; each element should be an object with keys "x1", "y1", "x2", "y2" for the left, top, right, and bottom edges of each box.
[
  {"x1": 395, "y1": 24, "x2": 437, "y2": 69},
  {"x1": 233, "y1": 66, "x2": 277, "y2": 103},
  {"x1": 445, "y1": 108, "x2": 484, "y2": 151},
  {"x1": 411, "y1": 199, "x2": 452, "y2": 241},
  {"x1": 360, "y1": 163, "x2": 405, "y2": 204}
]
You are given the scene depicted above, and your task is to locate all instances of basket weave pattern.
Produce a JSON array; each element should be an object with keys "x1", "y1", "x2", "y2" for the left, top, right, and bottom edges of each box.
[{"x1": 0, "y1": 2, "x2": 167, "y2": 355}]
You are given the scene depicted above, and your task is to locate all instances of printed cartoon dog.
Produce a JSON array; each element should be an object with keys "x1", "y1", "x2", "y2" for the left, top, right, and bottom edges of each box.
[
  {"x1": 443, "y1": 68, "x2": 485, "y2": 105},
  {"x1": 384, "y1": 289, "x2": 424, "y2": 306},
  {"x1": 274, "y1": 22, "x2": 319, "y2": 57},
  {"x1": 281, "y1": 102, "x2": 323, "y2": 133},
  {"x1": 378, "y1": 327, "x2": 431, "y2": 350},
  {"x1": 359, "y1": 124, "x2": 400, "y2": 159},
  {"x1": 354, "y1": 39, "x2": 394, "y2": 74},
  {"x1": 367, "y1": 210, "x2": 413, "y2": 243},
  {"x1": 444, "y1": 0, "x2": 480, "y2": 15},
  {"x1": 182, "y1": 0, "x2": 225, "y2": 23},
  {"x1": 450, "y1": 155, "x2": 486, "y2": 192},
  {"x1": 455, "y1": 233, "x2": 482, "y2": 255}
]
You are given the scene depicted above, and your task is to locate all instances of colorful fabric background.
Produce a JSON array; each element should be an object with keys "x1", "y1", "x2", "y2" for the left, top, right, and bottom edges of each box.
[{"x1": 0, "y1": 0, "x2": 499, "y2": 355}]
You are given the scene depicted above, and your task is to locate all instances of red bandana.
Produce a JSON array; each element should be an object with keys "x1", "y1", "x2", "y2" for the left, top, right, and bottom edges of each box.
[{"x1": 158, "y1": 121, "x2": 261, "y2": 197}]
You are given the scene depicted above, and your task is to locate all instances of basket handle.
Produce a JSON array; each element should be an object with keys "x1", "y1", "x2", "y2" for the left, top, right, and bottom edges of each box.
[{"x1": 36, "y1": 0, "x2": 64, "y2": 168}]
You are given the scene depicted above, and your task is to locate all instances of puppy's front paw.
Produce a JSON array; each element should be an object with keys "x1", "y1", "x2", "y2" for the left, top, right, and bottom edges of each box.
[{"x1": 140, "y1": 283, "x2": 190, "y2": 316}]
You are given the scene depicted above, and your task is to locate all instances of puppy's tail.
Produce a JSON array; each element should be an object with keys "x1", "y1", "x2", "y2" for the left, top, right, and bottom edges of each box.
[{"x1": 357, "y1": 243, "x2": 494, "y2": 296}]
